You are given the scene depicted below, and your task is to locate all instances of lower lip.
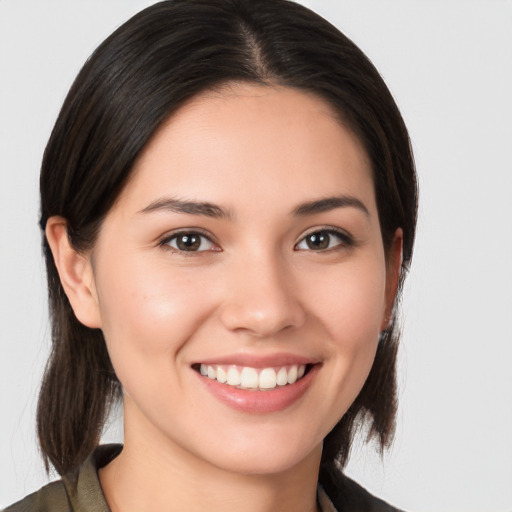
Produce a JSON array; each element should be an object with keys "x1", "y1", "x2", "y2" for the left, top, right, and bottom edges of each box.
[{"x1": 197, "y1": 365, "x2": 319, "y2": 414}]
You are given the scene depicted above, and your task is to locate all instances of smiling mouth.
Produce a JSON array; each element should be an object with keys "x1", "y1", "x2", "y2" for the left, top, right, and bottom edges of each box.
[{"x1": 192, "y1": 363, "x2": 312, "y2": 391}]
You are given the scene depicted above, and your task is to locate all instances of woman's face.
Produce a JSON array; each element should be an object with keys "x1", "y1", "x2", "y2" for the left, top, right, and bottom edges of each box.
[{"x1": 85, "y1": 84, "x2": 399, "y2": 475}]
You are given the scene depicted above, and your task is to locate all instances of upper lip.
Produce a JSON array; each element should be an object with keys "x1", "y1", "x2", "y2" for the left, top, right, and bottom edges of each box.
[{"x1": 192, "y1": 352, "x2": 319, "y2": 368}]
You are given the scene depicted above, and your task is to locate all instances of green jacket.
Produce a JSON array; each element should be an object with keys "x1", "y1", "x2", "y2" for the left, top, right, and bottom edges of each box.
[{"x1": 4, "y1": 445, "x2": 402, "y2": 512}]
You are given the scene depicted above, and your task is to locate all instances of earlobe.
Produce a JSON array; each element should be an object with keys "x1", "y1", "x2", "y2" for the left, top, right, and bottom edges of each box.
[
  {"x1": 381, "y1": 228, "x2": 403, "y2": 332},
  {"x1": 45, "y1": 216, "x2": 102, "y2": 328}
]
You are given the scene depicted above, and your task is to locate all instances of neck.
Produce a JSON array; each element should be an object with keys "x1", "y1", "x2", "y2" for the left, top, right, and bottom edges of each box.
[{"x1": 100, "y1": 402, "x2": 322, "y2": 512}]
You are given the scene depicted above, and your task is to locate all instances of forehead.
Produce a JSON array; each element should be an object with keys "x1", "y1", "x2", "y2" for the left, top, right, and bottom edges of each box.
[{"x1": 117, "y1": 83, "x2": 375, "y2": 215}]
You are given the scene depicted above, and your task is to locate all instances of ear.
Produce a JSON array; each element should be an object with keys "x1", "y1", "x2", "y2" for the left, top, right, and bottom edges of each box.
[
  {"x1": 381, "y1": 228, "x2": 403, "y2": 331},
  {"x1": 45, "y1": 216, "x2": 102, "y2": 328}
]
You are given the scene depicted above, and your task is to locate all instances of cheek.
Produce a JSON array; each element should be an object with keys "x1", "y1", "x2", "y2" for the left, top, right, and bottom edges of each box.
[
  {"x1": 94, "y1": 257, "x2": 214, "y2": 378},
  {"x1": 307, "y1": 257, "x2": 387, "y2": 345},
  {"x1": 303, "y1": 257, "x2": 387, "y2": 409}
]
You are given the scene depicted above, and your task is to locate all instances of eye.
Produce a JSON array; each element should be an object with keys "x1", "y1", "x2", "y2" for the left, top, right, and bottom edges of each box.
[
  {"x1": 295, "y1": 229, "x2": 352, "y2": 251},
  {"x1": 161, "y1": 231, "x2": 218, "y2": 252}
]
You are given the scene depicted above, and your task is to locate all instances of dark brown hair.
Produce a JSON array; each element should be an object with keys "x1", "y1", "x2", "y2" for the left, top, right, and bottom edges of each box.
[{"x1": 37, "y1": 0, "x2": 418, "y2": 483}]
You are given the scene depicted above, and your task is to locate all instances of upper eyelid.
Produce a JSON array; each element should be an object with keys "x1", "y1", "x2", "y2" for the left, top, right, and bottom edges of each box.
[
  {"x1": 159, "y1": 227, "x2": 215, "y2": 242},
  {"x1": 297, "y1": 225, "x2": 352, "y2": 241}
]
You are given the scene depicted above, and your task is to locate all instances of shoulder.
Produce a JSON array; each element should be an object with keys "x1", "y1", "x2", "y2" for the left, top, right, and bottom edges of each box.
[
  {"x1": 2, "y1": 480, "x2": 71, "y2": 512},
  {"x1": 321, "y1": 470, "x2": 404, "y2": 512},
  {"x1": 3, "y1": 444, "x2": 121, "y2": 512}
]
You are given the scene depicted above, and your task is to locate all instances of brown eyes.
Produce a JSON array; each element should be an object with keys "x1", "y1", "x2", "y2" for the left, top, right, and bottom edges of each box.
[
  {"x1": 295, "y1": 229, "x2": 352, "y2": 251},
  {"x1": 162, "y1": 229, "x2": 352, "y2": 253},
  {"x1": 163, "y1": 232, "x2": 218, "y2": 252},
  {"x1": 175, "y1": 233, "x2": 205, "y2": 251}
]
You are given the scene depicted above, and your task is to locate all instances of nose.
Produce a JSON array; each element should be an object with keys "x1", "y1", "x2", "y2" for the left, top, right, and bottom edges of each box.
[{"x1": 218, "y1": 253, "x2": 306, "y2": 337}]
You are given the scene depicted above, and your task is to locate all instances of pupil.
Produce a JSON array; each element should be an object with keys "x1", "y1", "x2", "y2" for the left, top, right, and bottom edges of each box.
[
  {"x1": 177, "y1": 234, "x2": 200, "y2": 251},
  {"x1": 307, "y1": 232, "x2": 329, "y2": 250}
]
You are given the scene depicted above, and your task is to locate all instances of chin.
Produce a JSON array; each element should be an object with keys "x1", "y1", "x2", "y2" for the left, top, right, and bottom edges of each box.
[
  {"x1": 191, "y1": 428, "x2": 323, "y2": 477},
  {"x1": 210, "y1": 448, "x2": 318, "y2": 476}
]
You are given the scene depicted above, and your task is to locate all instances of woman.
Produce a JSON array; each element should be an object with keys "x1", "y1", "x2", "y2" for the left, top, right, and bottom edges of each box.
[{"x1": 5, "y1": 0, "x2": 417, "y2": 510}]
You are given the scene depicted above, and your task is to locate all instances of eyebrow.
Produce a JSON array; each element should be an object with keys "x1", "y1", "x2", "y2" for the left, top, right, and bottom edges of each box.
[
  {"x1": 138, "y1": 194, "x2": 369, "y2": 220},
  {"x1": 293, "y1": 195, "x2": 370, "y2": 217},
  {"x1": 138, "y1": 197, "x2": 232, "y2": 219}
]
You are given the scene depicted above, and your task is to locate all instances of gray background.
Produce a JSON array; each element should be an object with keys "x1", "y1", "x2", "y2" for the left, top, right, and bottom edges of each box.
[{"x1": 1, "y1": 1, "x2": 511, "y2": 510}]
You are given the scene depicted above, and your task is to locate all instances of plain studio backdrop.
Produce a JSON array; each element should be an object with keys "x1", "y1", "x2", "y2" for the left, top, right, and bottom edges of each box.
[{"x1": 0, "y1": 1, "x2": 511, "y2": 510}]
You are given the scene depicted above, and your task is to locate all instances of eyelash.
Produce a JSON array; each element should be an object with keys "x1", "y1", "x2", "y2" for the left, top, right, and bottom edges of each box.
[
  {"x1": 158, "y1": 227, "x2": 354, "y2": 254},
  {"x1": 159, "y1": 230, "x2": 220, "y2": 254},
  {"x1": 294, "y1": 228, "x2": 354, "y2": 252}
]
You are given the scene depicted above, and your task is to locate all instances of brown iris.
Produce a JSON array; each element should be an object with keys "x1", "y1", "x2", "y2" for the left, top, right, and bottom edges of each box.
[
  {"x1": 305, "y1": 232, "x2": 330, "y2": 250},
  {"x1": 176, "y1": 233, "x2": 201, "y2": 251}
]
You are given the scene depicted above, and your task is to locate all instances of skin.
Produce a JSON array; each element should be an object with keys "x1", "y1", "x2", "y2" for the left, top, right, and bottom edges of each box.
[{"x1": 47, "y1": 83, "x2": 402, "y2": 512}]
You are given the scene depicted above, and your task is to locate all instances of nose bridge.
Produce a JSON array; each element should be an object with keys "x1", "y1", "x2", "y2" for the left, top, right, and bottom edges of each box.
[{"x1": 219, "y1": 246, "x2": 305, "y2": 337}]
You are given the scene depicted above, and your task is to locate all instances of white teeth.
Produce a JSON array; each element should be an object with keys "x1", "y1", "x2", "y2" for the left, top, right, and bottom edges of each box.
[
  {"x1": 216, "y1": 366, "x2": 227, "y2": 383},
  {"x1": 240, "y1": 367, "x2": 259, "y2": 389},
  {"x1": 207, "y1": 365, "x2": 216, "y2": 379},
  {"x1": 276, "y1": 367, "x2": 288, "y2": 386},
  {"x1": 226, "y1": 366, "x2": 241, "y2": 386},
  {"x1": 258, "y1": 368, "x2": 277, "y2": 389},
  {"x1": 287, "y1": 365, "x2": 298, "y2": 384},
  {"x1": 199, "y1": 363, "x2": 309, "y2": 390}
]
